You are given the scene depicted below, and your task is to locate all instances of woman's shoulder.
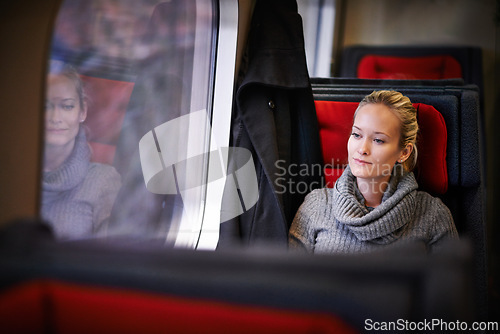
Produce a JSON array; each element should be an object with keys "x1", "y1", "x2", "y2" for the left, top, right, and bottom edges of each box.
[
  {"x1": 303, "y1": 187, "x2": 333, "y2": 202},
  {"x1": 414, "y1": 190, "x2": 458, "y2": 245},
  {"x1": 89, "y1": 162, "x2": 120, "y2": 175},
  {"x1": 86, "y1": 162, "x2": 121, "y2": 186},
  {"x1": 414, "y1": 190, "x2": 453, "y2": 221},
  {"x1": 293, "y1": 187, "x2": 334, "y2": 230},
  {"x1": 415, "y1": 190, "x2": 448, "y2": 207},
  {"x1": 69, "y1": 163, "x2": 121, "y2": 204},
  {"x1": 298, "y1": 187, "x2": 335, "y2": 213}
]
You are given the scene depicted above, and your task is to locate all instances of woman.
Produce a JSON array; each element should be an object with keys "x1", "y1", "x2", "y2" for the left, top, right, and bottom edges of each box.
[
  {"x1": 41, "y1": 62, "x2": 121, "y2": 240},
  {"x1": 289, "y1": 90, "x2": 458, "y2": 254}
]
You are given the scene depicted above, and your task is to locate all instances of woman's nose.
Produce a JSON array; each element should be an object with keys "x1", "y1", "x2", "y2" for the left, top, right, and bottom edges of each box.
[
  {"x1": 46, "y1": 105, "x2": 60, "y2": 123},
  {"x1": 358, "y1": 139, "x2": 369, "y2": 155}
]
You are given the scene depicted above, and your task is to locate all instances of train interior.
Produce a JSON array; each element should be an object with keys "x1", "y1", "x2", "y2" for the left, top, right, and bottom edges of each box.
[{"x1": 0, "y1": 0, "x2": 499, "y2": 331}]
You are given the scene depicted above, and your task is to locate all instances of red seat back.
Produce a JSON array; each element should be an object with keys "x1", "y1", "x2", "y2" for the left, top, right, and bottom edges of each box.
[
  {"x1": 357, "y1": 55, "x2": 462, "y2": 80},
  {"x1": 81, "y1": 75, "x2": 135, "y2": 165},
  {"x1": 0, "y1": 280, "x2": 357, "y2": 334}
]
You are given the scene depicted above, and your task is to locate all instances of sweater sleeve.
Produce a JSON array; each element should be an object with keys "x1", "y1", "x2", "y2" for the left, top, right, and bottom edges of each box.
[
  {"x1": 426, "y1": 195, "x2": 459, "y2": 253},
  {"x1": 88, "y1": 164, "x2": 122, "y2": 237},
  {"x1": 288, "y1": 189, "x2": 325, "y2": 253}
]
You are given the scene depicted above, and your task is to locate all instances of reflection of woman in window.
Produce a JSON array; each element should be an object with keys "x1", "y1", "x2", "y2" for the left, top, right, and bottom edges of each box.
[
  {"x1": 42, "y1": 62, "x2": 121, "y2": 240},
  {"x1": 289, "y1": 90, "x2": 458, "y2": 254}
]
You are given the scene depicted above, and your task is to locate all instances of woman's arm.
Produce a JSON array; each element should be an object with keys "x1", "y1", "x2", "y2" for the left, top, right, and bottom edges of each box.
[
  {"x1": 91, "y1": 164, "x2": 122, "y2": 237},
  {"x1": 288, "y1": 189, "x2": 325, "y2": 253},
  {"x1": 428, "y1": 196, "x2": 459, "y2": 253}
]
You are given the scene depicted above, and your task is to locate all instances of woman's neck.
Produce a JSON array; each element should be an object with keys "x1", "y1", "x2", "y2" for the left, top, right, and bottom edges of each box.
[{"x1": 356, "y1": 176, "x2": 391, "y2": 208}]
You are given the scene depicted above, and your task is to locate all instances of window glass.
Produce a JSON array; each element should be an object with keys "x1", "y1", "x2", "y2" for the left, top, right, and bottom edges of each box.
[{"x1": 42, "y1": 0, "x2": 223, "y2": 248}]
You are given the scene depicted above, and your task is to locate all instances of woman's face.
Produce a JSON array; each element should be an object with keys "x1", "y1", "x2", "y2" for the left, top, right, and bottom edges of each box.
[
  {"x1": 348, "y1": 103, "x2": 409, "y2": 183},
  {"x1": 45, "y1": 74, "x2": 86, "y2": 151}
]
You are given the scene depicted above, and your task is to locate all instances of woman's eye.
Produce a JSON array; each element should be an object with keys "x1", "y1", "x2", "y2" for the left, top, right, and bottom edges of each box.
[
  {"x1": 62, "y1": 104, "x2": 75, "y2": 111},
  {"x1": 351, "y1": 132, "x2": 360, "y2": 139},
  {"x1": 374, "y1": 138, "x2": 385, "y2": 144}
]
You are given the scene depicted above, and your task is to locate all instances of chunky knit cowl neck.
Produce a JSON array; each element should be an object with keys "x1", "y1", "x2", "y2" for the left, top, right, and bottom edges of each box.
[
  {"x1": 43, "y1": 129, "x2": 91, "y2": 195},
  {"x1": 332, "y1": 165, "x2": 418, "y2": 244}
]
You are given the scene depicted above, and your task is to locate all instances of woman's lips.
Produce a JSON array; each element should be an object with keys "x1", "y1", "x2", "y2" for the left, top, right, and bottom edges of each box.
[{"x1": 353, "y1": 158, "x2": 372, "y2": 165}]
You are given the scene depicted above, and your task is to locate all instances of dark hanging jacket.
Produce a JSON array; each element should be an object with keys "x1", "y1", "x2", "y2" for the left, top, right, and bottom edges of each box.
[{"x1": 218, "y1": 0, "x2": 323, "y2": 249}]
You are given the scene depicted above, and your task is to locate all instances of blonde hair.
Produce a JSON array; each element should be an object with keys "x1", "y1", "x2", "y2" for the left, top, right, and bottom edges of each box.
[
  {"x1": 48, "y1": 60, "x2": 88, "y2": 110},
  {"x1": 354, "y1": 90, "x2": 419, "y2": 172}
]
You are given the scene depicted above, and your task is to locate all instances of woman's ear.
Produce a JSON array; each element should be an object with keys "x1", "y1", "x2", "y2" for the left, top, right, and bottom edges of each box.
[
  {"x1": 399, "y1": 143, "x2": 413, "y2": 163},
  {"x1": 80, "y1": 101, "x2": 88, "y2": 123}
]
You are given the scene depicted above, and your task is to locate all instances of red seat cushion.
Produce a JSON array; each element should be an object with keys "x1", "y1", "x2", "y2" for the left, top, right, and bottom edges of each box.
[
  {"x1": 0, "y1": 280, "x2": 46, "y2": 333},
  {"x1": 316, "y1": 101, "x2": 358, "y2": 188},
  {"x1": 81, "y1": 75, "x2": 135, "y2": 164},
  {"x1": 357, "y1": 55, "x2": 462, "y2": 80},
  {"x1": 0, "y1": 280, "x2": 358, "y2": 334},
  {"x1": 315, "y1": 100, "x2": 448, "y2": 194}
]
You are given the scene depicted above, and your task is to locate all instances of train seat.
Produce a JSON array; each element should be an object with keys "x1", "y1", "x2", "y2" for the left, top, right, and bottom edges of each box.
[
  {"x1": 0, "y1": 220, "x2": 475, "y2": 332},
  {"x1": 310, "y1": 80, "x2": 484, "y2": 235},
  {"x1": 357, "y1": 54, "x2": 461, "y2": 80},
  {"x1": 309, "y1": 78, "x2": 486, "y2": 319},
  {"x1": 315, "y1": 100, "x2": 448, "y2": 195},
  {"x1": 339, "y1": 45, "x2": 483, "y2": 91},
  {"x1": 311, "y1": 77, "x2": 466, "y2": 88},
  {"x1": 310, "y1": 80, "x2": 484, "y2": 191},
  {"x1": 0, "y1": 279, "x2": 356, "y2": 334}
]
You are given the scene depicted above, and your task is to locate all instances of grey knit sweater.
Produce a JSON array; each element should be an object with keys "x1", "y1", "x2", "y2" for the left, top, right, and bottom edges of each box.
[
  {"x1": 289, "y1": 166, "x2": 458, "y2": 254},
  {"x1": 41, "y1": 129, "x2": 121, "y2": 240}
]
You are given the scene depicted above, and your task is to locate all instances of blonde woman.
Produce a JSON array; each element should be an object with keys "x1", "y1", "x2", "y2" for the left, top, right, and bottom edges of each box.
[
  {"x1": 42, "y1": 62, "x2": 121, "y2": 240},
  {"x1": 289, "y1": 90, "x2": 458, "y2": 254}
]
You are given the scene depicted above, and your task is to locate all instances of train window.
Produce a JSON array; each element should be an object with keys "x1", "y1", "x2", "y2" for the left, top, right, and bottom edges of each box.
[
  {"x1": 42, "y1": 0, "x2": 240, "y2": 249},
  {"x1": 297, "y1": 0, "x2": 336, "y2": 77}
]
